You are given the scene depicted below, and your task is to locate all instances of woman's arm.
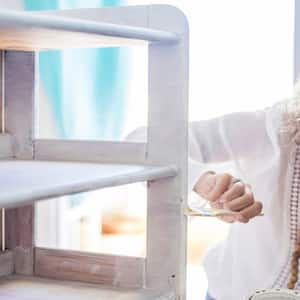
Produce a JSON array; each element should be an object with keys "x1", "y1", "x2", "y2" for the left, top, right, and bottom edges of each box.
[
  {"x1": 189, "y1": 109, "x2": 269, "y2": 222},
  {"x1": 189, "y1": 110, "x2": 269, "y2": 163}
]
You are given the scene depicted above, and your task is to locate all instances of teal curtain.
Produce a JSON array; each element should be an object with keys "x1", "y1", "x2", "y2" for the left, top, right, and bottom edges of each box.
[
  {"x1": 24, "y1": 0, "x2": 129, "y2": 140},
  {"x1": 24, "y1": 0, "x2": 130, "y2": 207}
]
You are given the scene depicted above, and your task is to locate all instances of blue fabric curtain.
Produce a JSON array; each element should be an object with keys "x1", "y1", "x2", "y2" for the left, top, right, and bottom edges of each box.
[{"x1": 24, "y1": 0, "x2": 129, "y2": 140}]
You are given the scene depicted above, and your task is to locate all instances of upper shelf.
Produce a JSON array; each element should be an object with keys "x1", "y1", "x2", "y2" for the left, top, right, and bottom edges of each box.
[
  {"x1": 0, "y1": 9, "x2": 179, "y2": 51},
  {"x1": 0, "y1": 160, "x2": 177, "y2": 209}
]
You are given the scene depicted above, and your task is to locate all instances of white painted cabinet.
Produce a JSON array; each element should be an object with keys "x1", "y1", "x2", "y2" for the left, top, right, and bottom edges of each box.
[{"x1": 0, "y1": 5, "x2": 189, "y2": 300}]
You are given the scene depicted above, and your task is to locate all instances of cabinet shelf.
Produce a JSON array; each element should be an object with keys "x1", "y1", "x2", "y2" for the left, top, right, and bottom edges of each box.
[
  {"x1": 0, "y1": 4, "x2": 189, "y2": 298},
  {"x1": 0, "y1": 160, "x2": 177, "y2": 209},
  {"x1": 0, "y1": 9, "x2": 179, "y2": 51},
  {"x1": 0, "y1": 276, "x2": 174, "y2": 300}
]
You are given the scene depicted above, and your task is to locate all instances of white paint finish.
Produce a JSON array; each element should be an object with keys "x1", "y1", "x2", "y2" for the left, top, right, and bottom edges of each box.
[
  {"x1": 4, "y1": 51, "x2": 36, "y2": 277},
  {"x1": 149, "y1": 5, "x2": 189, "y2": 36},
  {"x1": 0, "y1": 28, "x2": 147, "y2": 51},
  {"x1": 0, "y1": 160, "x2": 177, "y2": 209},
  {"x1": 0, "y1": 0, "x2": 23, "y2": 11},
  {"x1": 0, "y1": 5, "x2": 189, "y2": 297},
  {"x1": 35, "y1": 139, "x2": 146, "y2": 164},
  {"x1": 39, "y1": 5, "x2": 149, "y2": 27},
  {"x1": 146, "y1": 5, "x2": 189, "y2": 298},
  {"x1": 35, "y1": 248, "x2": 145, "y2": 288},
  {"x1": 4, "y1": 206, "x2": 35, "y2": 275},
  {"x1": 0, "y1": 7, "x2": 179, "y2": 51},
  {"x1": 5, "y1": 51, "x2": 36, "y2": 159},
  {"x1": 0, "y1": 251, "x2": 14, "y2": 276},
  {"x1": 295, "y1": 0, "x2": 300, "y2": 79},
  {"x1": 0, "y1": 276, "x2": 175, "y2": 300},
  {"x1": 0, "y1": 134, "x2": 13, "y2": 159}
]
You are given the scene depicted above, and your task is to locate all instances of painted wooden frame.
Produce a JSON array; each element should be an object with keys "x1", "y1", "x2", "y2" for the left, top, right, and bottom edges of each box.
[
  {"x1": 34, "y1": 139, "x2": 147, "y2": 164},
  {"x1": 0, "y1": 7, "x2": 179, "y2": 51},
  {"x1": 0, "y1": 4, "x2": 189, "y2": 299},
  {"x1": 4, "y1": 51, "x2": 36, "y2": 276}
]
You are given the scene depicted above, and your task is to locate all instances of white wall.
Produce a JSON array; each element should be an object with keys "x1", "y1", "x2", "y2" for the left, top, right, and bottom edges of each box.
[{"x1": 127, "y1": 0, "x2": 294, "y2": 121}]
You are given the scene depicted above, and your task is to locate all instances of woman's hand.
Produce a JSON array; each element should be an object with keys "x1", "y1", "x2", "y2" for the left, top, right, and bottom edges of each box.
[{"x1": 193, "y1": 171, "x2": 263, "y2": 223}]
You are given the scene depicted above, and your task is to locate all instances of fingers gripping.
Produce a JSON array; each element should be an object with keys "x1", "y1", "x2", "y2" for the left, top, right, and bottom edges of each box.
[{"x1": 206, "y1": 173, "x2": 232, "y2": 202}]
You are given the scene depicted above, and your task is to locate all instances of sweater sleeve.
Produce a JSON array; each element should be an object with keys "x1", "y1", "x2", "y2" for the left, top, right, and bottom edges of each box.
[{"x1": 188, "y1": 109, "x2": 271, "y2": 192}]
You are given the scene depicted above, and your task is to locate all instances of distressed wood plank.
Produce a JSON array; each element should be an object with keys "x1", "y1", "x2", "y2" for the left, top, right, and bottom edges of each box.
[
  {"x1": 35, "y1": 248, "x2": 145, "y2": 289},
  {"x1": 0, "y1": 251, "x2": 14, "y2": 276},
  {"x1": 34, "y1": 139, "x2": 146, "y2": 164},
  {"x1": 0, "y1": 276, "x2": 175, "y2": 300}
]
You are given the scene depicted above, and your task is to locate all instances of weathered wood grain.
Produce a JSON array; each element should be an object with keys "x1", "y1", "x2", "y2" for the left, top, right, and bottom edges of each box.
[
  {"x1": 4, "y1": 51, "x2": 37, "y2": 276},
  {"x1": 5, "y1": 51, "x2": 36, "y2": 159},
  {"x1": 35, "y1": 248, "x2": 145, "y2": 289},
  {"x1": 34, "y1": 139, "x2": 146, "y2": 164},
  {"x1": 5, "y1": 206, "x2": 34, "y2": 275},
  {"x1": 0, "y1": 251, "x2": 14, "y2": 276},
  {"x1": 0, "y1": 276, "x2": 175, "y2": 300}
]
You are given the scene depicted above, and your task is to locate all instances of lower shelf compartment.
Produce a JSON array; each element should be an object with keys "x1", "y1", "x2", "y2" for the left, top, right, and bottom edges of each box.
[{"x1": 0, "y1": 276, "x2": 174, "y2": 300}]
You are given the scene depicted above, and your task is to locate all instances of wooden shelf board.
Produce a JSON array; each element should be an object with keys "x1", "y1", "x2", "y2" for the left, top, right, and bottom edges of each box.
[
  {"x1": 0, "y1": 276, "x2": 174, "y2": 300},
  {"x1": 0, "y1": 160, "x2": 177, "y2": 209},
  {"x1": 0, "y1": 9, "x2": 179, "y2": 50}
]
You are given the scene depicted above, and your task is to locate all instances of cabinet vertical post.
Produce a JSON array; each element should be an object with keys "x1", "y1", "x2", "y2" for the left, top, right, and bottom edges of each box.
[
  {"x1": 146, "y1": 6, "x2": 189, "y2": 299},
  {"x1": 4, "y1": 51, "x2": 37, "y2": 275}
]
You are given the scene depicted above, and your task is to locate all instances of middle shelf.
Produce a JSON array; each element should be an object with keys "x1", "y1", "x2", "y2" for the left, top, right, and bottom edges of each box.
[{"x1": 0, "y1": 160, "x2": 177, "y2": 209}]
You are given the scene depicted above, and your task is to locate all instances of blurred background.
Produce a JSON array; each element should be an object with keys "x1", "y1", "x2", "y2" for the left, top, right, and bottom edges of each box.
[{"x1": 0, "y1": 1, "x2": 295, "y2": 299}]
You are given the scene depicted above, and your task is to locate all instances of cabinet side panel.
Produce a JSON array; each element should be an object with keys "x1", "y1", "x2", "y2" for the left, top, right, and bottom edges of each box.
[{"x1": 146, "y1": 5, "x2": 189, "y2": 299}]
